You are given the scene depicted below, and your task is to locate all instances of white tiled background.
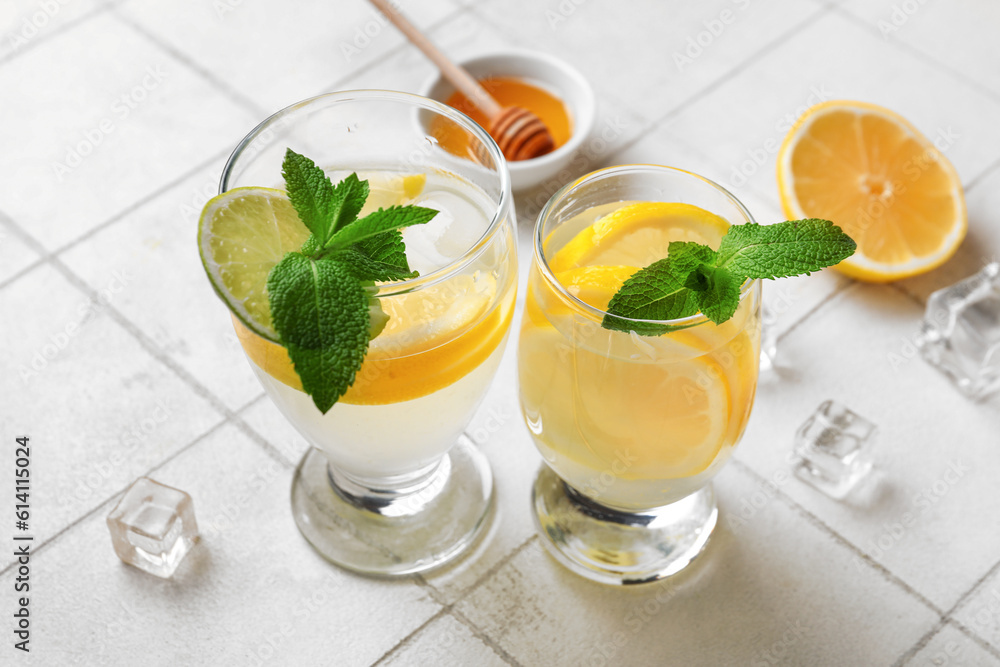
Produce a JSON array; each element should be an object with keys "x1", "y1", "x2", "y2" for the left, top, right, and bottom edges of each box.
[{"x1": 2, "y1": 0, "x2": 999, "y2": 665}]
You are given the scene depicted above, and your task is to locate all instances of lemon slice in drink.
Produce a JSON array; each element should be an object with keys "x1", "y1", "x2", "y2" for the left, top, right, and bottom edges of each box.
[
  {"x1": 549, "y1": 202, "x2": 731, "y2": 273},
  {"x1": 198, "y1": 187, "x2": 310, "y2": 341}
]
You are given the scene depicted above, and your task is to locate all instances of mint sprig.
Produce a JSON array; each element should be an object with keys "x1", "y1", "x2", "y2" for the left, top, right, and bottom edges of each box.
[
  {"x1": 267, "y1": 149, "x2": 437, "y2": 413},
  {"x1": 602, "y1": 219, "x2": 856, "y2": 336}
]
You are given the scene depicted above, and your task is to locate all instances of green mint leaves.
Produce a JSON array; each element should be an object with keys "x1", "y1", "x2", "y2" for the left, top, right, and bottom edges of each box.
[
  {"x1": 267, "y1": 149, "x2": 437, "y2": 413},
  {"x1": 602, "y1": 219, "x2": 856, "y2": 336}
]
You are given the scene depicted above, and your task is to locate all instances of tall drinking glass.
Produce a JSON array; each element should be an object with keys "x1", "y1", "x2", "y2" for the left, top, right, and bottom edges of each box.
[
  {"x1": 223, "y1": 91, "x2": 516, "y2": 575},
  {"x1": 518, "y1": 165, "x2": 761, "y2": 585}
]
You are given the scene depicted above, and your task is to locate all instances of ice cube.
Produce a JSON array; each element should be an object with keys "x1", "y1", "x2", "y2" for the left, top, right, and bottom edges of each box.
[
  {"x1": 917, "y1": 263, "x2": 1000, "y2": 399},
  {"x1": 403, "y1": 191, "x2": 488, "y2": 274},
  {"x1": 107, "y1": 477, "x2": 199, "y2": 578},
  {"x1": 791, "y1": 400, "x2": 876, "y2": 499}
]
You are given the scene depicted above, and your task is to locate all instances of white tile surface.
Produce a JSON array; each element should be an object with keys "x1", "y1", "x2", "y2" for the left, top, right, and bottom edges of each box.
[
  {"x1": 0, "y1": 423, "x2": 441, "y2": 666},
  {"x1": 380, "y1": 613, "x2": 509, "y2": 667},
  {"x1": 9, "y1": 1, "x2": 1000, "y2": 664},
  {"x1": 0, "y1": 218, "x2": 42, "y2": 284},
  {"x1": 953, "y1": 568, "x2": 1000, "y2": 654},
  {"x1": 0, "y1": 0, "x2": 103, "y2": 61},
  {"x1": 838, "y1": 0, "x2": 1000, "y2": 98},
  {"x1": 60, "y1": 164, "x2": 265, "y2": 411},
  {"x1": 905, "y1": 623, "x2": 1000, "y2": 667},
  {"x1": 0, "y1": 263, "x2": 222, "y2": 565},
  {"x1": 736, "y1": 282, "x2": 1000, "y2": 611},
  {"x1": 0, "y1": 11, "x2": 257, "y2": 250},
  {"x1": 665, "y1": 10, "x2": 1000, "y2": 208},
  {"x1": 456, "y1": 465, "x2": 939, "y2": 667},
  {"x1": 117, "y1": 0, "x2": 462, "y2": 113},
  {"x1": 473, "y1": 0, "x2": 825, "y2": 121}
]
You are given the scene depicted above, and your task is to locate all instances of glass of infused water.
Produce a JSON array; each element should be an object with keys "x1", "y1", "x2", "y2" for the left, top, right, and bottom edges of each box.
[
  {"x1": 518, "y1": 165, "x2": 762, "y2": 585},
  {"x1": 215, "y1": 91, "x2": 516, "y2": 575}
]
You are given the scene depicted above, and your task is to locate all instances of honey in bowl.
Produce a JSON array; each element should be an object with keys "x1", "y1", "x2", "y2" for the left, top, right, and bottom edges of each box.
[{"x1": 432, "y1": 77, "x2": 573, "y2": 161}]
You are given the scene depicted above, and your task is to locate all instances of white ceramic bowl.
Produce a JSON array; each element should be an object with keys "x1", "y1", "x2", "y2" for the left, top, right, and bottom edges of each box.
[{"x1": 419, "y1": 50, "x2": 595, "y2": 191}]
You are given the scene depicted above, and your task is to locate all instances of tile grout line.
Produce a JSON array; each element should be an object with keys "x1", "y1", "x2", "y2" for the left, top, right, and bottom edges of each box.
[
  {"x1": 731, "y1": 460, "x2": 946, "y2": 617},
  {"x1": 107, "y1": 7, "x2": 270, "y2": 119},
  {"x1": 51, "y1": 148, "x2": 233, "y2": 258},
  {"x1": 2, "y1": 214, "x2": 295, "y2": 470},
  {"x1": 0, "y1": 372, "x2": 281, "y2": 579},
  {"x1": 965, "y1": 155, "x2": 1000, "y2": 194},
  {"x1": 0, "y1": 256, "x2": 45, "y2": 292},
  {"x1": 891, "y1": 618, "x2": 948, "y2": 667},
  {"x1": 315, "y1": 3, "x2": 474, "y2": 96},
  {"x1": 949, "y1": 618, "x2": 1000, "y2": 661},
  {"x1": 449, "y1": 607, "x2": 524, "y2": 667},
  {"x1": 367, "y1": 536, "x2": 539, "y2": 666},
  {"x1": 603, "y1": 2, "x2": 833, "y2": 164},
  {"x1": 369, "y1": 607, "x2": 450, "y2": 667},
  {"x1": 0, "y1": 3, "x2": 113, "y2": 68},
  {"x1": 775, "y1": 279, "x2": 859, "y2": 344},
  {"x1": 0, "y1": 415, "x2": 231, "y2": 579},
  {"x1": 830, "y1": 5, "x2": 1000, "y2": 108}
]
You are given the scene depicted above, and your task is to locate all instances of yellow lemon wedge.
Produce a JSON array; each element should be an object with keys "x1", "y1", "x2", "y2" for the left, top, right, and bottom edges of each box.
[{"x1": 777, "y1": 100, "x2": 966, "y2": 282}]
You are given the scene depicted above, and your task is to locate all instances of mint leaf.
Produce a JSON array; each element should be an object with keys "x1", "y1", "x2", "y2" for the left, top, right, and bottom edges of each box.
[
  {"x1": 692, "y1": 265, "x2": 741, "y2": 325},
  {"x1": 282, "y1": 150, "x2": 335, "y2": 240},
  {"x1": 600, "y1": 218, "x2": 856, "y2": 336},
  {"x1": 282, "y1": 151, "x2": 371, "y2": 246},
  {"x1": 326, "y1": 205, "x2": 437, "y2": 251},
  {"x1": 329, "y1": 172, "x2": 369, "y2": 234},
  {"x1": 716, "y1": 219, "x2": 857, "y2": 280},
  {"x1": 338, "y1": 247, "x2": 418, "y2": 282},
  {"x1": 602, "y1": 242, "x2": 716, "y2": 336},
  {"x1": 355, "y1": 230, "x2": 414, "y2": 276},
  {"x1": 266, "y1": 253, "x2": 369, "y2": 413}
]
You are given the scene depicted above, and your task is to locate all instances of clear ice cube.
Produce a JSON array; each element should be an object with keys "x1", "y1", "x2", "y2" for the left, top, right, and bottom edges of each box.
[
  {"x1": 107, "y1": 477, "x2": 199, "y2": 578},
  {"x1": 791, "y1": 400, "x2": 876, "y2": 498},
  {"x1": 917, "y1": 263, "x2": 1000, "y2": 399}
]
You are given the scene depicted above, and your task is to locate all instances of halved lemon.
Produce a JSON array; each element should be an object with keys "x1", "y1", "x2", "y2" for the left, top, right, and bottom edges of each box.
[
  {"x1": 547, "y1": 202, "x2": 731, "y2": 273},
  {"x1": 777, "y1": 100, "x2": 966, "y2": 282}
]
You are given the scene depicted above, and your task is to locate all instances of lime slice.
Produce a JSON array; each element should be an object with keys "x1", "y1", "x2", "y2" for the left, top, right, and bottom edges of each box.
[
  {"x1": 198, "y1": 187, "x2": 310, "y2": 341},
  {"x1": 199, "y1": 174, "x2": 429, "y2": 342}
]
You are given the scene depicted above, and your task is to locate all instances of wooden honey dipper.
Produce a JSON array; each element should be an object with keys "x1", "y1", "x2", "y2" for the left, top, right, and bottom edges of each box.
[{"x1": 368, "y1": 0, "x2": 556, "y2": 161}]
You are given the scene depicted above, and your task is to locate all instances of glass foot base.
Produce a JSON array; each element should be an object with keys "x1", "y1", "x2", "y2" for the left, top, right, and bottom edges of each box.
[
  {"x1": 532, "y1": 465, "x2": 717, "y2": 585},
  {"x1": 291, "y1": 439, "x2": 493, "y2": 576}
]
